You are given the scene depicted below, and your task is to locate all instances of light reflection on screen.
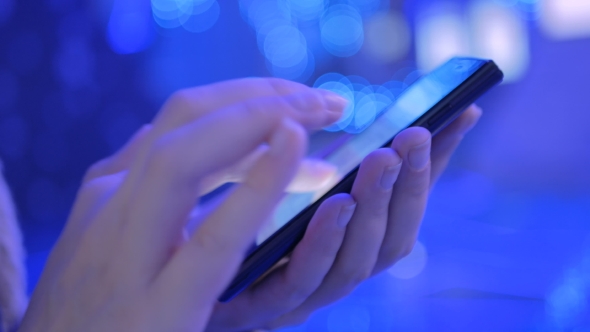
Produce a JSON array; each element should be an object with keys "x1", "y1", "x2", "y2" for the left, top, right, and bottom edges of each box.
[{"x1": 256, "y1": 58, "x2": 486, "y2": 245}]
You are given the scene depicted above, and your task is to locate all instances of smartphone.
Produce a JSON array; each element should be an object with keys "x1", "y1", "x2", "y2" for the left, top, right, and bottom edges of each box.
[{"x1": 219, "y1": 57, "x2": 504, "y2": 302}]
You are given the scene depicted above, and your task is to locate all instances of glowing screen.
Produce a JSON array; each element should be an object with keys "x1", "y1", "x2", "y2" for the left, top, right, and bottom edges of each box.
[{"x1": 255, "y1": 58, "x2": 486, "y2": 245}]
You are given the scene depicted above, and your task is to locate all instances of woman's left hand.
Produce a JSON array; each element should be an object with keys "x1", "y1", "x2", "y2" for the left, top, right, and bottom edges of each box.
[{"x1": 205, "y1": 105, "x2": 483, "y2": 332}]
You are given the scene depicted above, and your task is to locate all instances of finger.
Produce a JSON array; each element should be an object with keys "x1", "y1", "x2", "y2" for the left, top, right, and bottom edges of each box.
[
  {"x1": 207, "y1": 194, "x2": 356, "y2": 331},
  {"x1": 117, "y1": 90, "x2": 339, "y2": 282},
  {"x1": 373, "y1": 127, "x2": 431, "y2": 274},
  {"x1": 280, "y1": 148, "x2": 402, "y2": 319},
  {"x1": 430, "y1": 105, "x2": 483, "y2": 186},
  {"x1": 150, "y1": 78, "x2": 346, "y2": 143},
  {"x1": 156, "y1": 118, "x2": 306, "y2": 318},
  {"x1": 82, "y1": 124, "x2": 152, "y2": 184},
  {"x1": 42, "y1": 172, "x2": 127, "y2": 279},
  {"x1": 131, "y1": 86, "x2": 347, "y2": 188}
]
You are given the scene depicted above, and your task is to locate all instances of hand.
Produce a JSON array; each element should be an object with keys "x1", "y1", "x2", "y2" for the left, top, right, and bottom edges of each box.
[
  {"x1": 205, "y1": 105, "x2": 484, "y2": 331},
  {"x1": 19, "y1": 78, "x2": 348, "y2": 332}
]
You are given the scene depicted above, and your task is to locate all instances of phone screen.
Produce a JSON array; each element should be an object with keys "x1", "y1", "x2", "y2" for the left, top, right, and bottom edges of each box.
[{"x1": 255, "y1": 58, "x2": 487, "y2": 245}]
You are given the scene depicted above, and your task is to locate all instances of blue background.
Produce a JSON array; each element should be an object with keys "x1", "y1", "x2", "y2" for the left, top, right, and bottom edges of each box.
[{"x1": 1, "y1": 0, "x2": 589, "y2": 330}]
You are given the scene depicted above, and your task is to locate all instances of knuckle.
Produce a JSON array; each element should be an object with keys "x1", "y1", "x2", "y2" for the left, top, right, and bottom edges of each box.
[{"x1": 163, "y1": 89, "x2": 201, "y2": 124}]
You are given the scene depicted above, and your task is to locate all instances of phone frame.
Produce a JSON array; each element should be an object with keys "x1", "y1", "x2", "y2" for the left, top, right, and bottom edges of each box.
[{"x1": 219, "y1": 58, "x2": 504, "y2": 302}]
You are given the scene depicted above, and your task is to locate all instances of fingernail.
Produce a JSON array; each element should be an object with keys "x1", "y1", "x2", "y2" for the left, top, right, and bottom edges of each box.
[
  {"x1": 380, "y1": 163, "x2": 401, "y2": 190},
  {"x1": 320, "y1": 90, "x2": 349, "y2": 113},
  {"x1": 337, "y1": 203, "x2": 356, "y2": 228},
  {"x1": 408, "y1": 140, "x2": 431, "y2": 170}
]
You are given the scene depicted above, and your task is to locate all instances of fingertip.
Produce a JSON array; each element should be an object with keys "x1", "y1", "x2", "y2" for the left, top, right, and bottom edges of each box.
[
  {"x1": 363, "y1": 147, "x2": 403, "y2": 170},
  {"x1": 447, "y1": 105, "x2": 483, "y2": 136},
  {"x1": 317, "y1": 89, "x2": 349, "y2": 114},
  {"x1": 314, "y1": 193, "x2": 356, "y2": 229},
  {"x1": 325, "y1": 193, "x2": 356, "y2": 209},
  {"x1": 464, "y1": 105, "x2": 483, "y2": 131},
  {"x1": 392, "y1": 127, "x2": 432, "y2": 152}
]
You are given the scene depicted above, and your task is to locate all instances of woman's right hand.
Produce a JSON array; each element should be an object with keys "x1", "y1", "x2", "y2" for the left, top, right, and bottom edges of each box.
[{"x1": 19, "y1": 78, "x2": 347, "y2": 332}]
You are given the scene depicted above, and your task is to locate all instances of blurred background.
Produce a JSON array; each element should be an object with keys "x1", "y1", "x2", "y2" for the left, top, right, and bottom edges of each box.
[{"x1": 1, "y1": 0, "x2": 589, "y2": 330}]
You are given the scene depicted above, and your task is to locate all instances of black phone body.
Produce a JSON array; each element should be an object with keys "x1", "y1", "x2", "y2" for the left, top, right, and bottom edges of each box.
[{"x1": 220, "y1": 57, "x2": 504, "y2": 302}]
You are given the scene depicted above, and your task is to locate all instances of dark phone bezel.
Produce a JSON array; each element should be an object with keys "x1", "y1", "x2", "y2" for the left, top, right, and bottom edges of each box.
[{"x1": 220, "y1": 58, "x2": 504, "y2": 302}]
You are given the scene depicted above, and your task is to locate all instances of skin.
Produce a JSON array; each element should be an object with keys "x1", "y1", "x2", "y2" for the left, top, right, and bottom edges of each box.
[{"x1": 18, "y1": 78, "x2": 482, "y2": 332}]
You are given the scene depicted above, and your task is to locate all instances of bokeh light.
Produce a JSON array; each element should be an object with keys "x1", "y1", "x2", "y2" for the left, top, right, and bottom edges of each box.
[
  {"x1": 107, "y1": 0, "x2": 154, "y2": 54},
  {"x1": 469, "y1": 1, "x2": 530, "y2": 82},
  {"x1": 540, "y1": 0, "x2": 590, "y2": 40},
  {"x1": 416, "y1": 1, "x2": 530, "y2": 82},
  {"x1": 364, "y1": 11, "x2": 410, "y2": 63},
  {"x1": 180, "y1": 0, "x2": 220, "y2": 33},
  {"x1": 547, "y1": 267, "x2": 589, "y2": 329},
  {"x1": 240, "y1": 0, "x2": 314, "y2": 81},
  {"x1": 314, "y1": 72, "x2": 410, "y2": 133},
  {"x1": 151, "y1": 0, "x2": 220, "y2": 33},
  {"x1": 320, "y1": 5, "x2": 364, "y2": 57},
  {"x1": 263, "y1": 23, "x2": 311, "y2": 79},
  {"x1": 314, "y1": 73, "x2": 355, "y2": 131},
  {"x1": 288, "y1": 0, "x2": 326, "y2": 21},
  {"x1": 416, "y1": 4, "x2": 469, "y2": 72},
  {"x1": 388, "y1": 241, "x2": 428, "y2": 279}
]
